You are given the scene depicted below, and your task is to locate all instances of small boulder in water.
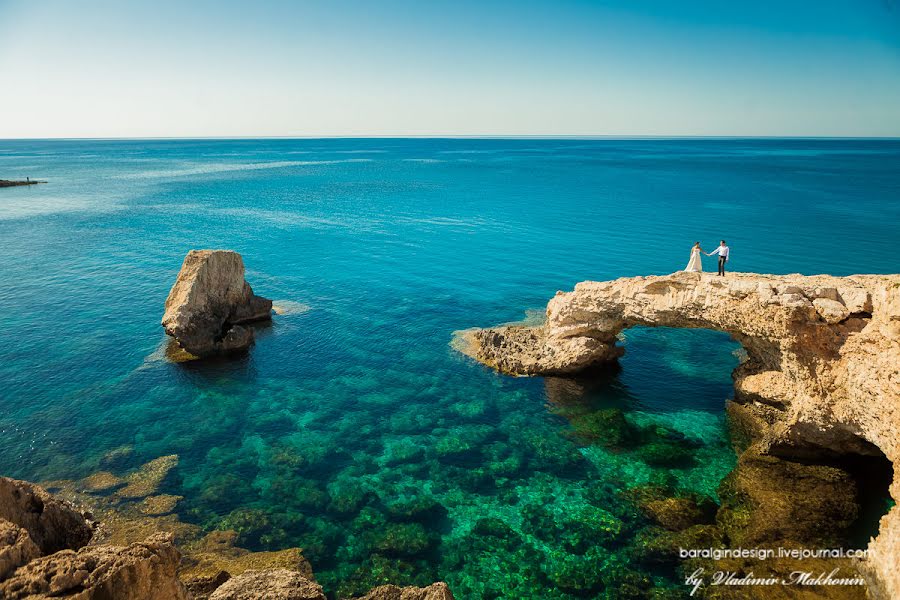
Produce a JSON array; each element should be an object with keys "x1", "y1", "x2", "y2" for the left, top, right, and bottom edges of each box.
[{"x1": 161, "y1": 250, "x2": 272, "y2": 357}]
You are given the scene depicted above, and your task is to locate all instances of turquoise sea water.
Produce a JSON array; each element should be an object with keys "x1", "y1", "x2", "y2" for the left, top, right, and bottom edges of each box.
[{"x1": 1, "y1": 139, "x2": 899, "y2": 598}]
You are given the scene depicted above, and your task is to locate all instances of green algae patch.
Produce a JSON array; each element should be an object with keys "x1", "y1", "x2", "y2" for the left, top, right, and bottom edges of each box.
[
  {"x1": 138, "y1": 494, "x2": 183, "y2": 516},
  {"x1": 567, "y1": 408, "x2": 638, "y2": 447},
  {"x1": 80, "y1": 471, "x2": 125, "y2": 494},
  {"x1": 116, "y1": 455, "x2": 179, "y2": 499}
]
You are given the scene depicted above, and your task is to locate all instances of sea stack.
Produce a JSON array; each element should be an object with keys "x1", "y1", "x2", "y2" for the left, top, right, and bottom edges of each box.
[{"x1": 161, "y1": 250, "x2": 272, "y2": 357}]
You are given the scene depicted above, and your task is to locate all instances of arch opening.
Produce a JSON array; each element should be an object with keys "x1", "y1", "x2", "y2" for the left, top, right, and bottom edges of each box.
[{"x1": 539, "y1": 323, "x2": 894, "y2": 596}]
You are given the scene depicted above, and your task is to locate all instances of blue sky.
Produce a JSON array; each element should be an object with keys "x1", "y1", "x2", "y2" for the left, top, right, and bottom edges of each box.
[{"x1": 1, "y1": 0, "x2": 899, "y2": 137}]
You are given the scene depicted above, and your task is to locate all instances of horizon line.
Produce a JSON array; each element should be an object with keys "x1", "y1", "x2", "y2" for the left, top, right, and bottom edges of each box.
[{"x1": 2, "y1": 134, "x2": 900, "y2": 142}]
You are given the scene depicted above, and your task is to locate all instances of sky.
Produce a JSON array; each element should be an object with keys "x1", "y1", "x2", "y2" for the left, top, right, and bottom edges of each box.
[{"x1": 1, "y1": 0, "x2": 899, "y2": 138}]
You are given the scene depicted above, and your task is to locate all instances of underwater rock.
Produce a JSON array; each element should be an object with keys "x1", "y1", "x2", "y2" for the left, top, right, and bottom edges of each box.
[
  {"x1": 0, "y1": 532, "x2": 188, "y2": 600},
  {"x1": 631, "y1": 524, "x2": 724, "y2": 566},
  {"x1": 516, "y1": 430, "x2": 589, "y2": 476},
  {"x1": 327, "y1": 480, "x2": 376, "y2": 516},
  {"x1": 543, "y1": 549, "x2": 606, "y2": 595},
  {"x1": 116, "y1": 454, "x2": 179, "y2": 499},
  {"x1": 272, "y1": 300, "x2": 312, "y2": 316},
  {"x1": 633, "y1": 441, "x2": 695, "y2": 468},
  {"x1": 99, "y1": 445, "x2": 134, "y2": 469},
  {"x1": 717, "y1": 450, "x2": 859, "y2": 547},
  {"x1": 471, "y1": 517, "x2": 516, "y2": 541},
  {"x1": 441, "y1": 527, "x2": 549, "y2": 599},
  {"x1": 351, "y1": 582, "x2": 454, "y2": 600},
  {"x1": 371, "y1": 523, "x2": 433, "y2": 557},
  {"x1": 0, "y1": 477, "x2": 93, "y2": 555},
  {"x1": 80, "y1": 471, "x2": 126, "y2": 494},
  {"x1": 380, "y1": 438, "x2": 427, "y2": 467},
  {"x1": 383, "y1": 495, "x2": 446, "y2": 524},
  {"x1": 161, "y1": 249, "x2": 272, "y2": 357},
  {"x1": 433, "y1": 425, "x2": 493, "y2": 464},
  {"x1": 566, "y1": 408, "x2": 637, "y2": 447},
  {"x1": 137, "y1": 494, "x2": 182, "y2": 516},
  {"x1": 521, "y1": 501, "x2": 623, "y2": 554},
  {"x1": 2, "y1": 474, "x2": 453, "y2": 599},
  {"x1": 460, "y1": 271, "x2": 900, "y2": 595},
  {"x1": 332, "y1": 551, "x2": 435, "y2": 598},
  {"x1": 216, "y1": 507, "x2": 274, "y2": 548},
  {"x1": 638, "y1": 495, "x2": 717, "y2": 531},
  {"x1": 559, "y1": 506, "x2": 624, "y2": 553}
]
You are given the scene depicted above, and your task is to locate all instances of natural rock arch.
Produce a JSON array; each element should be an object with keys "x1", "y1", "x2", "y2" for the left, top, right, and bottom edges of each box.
[{"x1": 457, "y1": 271, "x2": 899, "y2": 597}]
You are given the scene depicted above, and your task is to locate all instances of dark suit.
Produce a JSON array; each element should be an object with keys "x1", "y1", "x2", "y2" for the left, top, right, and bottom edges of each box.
[{"x1": 712, "y1": 246, "x2": 729, "y2": 275}]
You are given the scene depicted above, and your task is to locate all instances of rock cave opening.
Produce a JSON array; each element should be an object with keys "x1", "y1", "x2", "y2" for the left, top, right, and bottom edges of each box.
[
  {"x1": 547, "y1": 323, "x2": 894, "y2": 557},
  {"x1": 841, "y1": 448, "x2": 895, "y2": 548},
  {"x1": 768, "y1": 436, "x2": 896, "y2": 550}
]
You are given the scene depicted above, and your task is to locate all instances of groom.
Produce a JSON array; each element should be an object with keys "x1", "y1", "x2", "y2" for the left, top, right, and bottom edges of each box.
[{"x1": 706, "y1": 240, "x2": 730, "y2": 276}]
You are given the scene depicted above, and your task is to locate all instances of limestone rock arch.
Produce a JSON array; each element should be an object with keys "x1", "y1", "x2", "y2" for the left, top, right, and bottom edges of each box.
[{"x1": 458, "y1": 271, "x2": 899, "y2": 597}]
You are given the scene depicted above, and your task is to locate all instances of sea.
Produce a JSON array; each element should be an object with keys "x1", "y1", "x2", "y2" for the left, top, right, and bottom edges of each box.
[{"x1": 1, "y1": 138, "x2": 898, "y2": 598}]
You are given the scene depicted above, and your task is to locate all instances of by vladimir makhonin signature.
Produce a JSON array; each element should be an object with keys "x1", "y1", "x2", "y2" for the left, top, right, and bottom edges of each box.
[{"x1": 684, "y1": 568, "x2": 866, "y2": 597}]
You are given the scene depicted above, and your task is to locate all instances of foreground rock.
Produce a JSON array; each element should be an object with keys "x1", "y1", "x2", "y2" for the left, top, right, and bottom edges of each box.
[
  {"x1": 208, "y1": 569, "x2": 325, "y2": 600},
  {"x1": 0, "y1": 533, "x2": 188, "y2": 600},
  {"x1": 162, "y1": 250, "x2": 272, "y2": 357},
  {"x1": 1, "y1": 476, "x2": 454, "y2": 599},
  {"x1": 0, "y1": 477, "x2": 93, "y2": 554},
  {"x1": 458, "y1": 271, "x2": 900, "y2": 597},
  {"x1": 352, "y1": 583, "x2": 454, "y2": 600},
  {"x1": 0, "y1": 520, "x2": 40, "y2": 580}
]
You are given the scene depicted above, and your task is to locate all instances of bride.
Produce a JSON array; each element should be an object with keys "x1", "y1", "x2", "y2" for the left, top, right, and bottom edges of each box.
[{"x1": 684, "y1": 242, "x2": 704, "y2": 272}]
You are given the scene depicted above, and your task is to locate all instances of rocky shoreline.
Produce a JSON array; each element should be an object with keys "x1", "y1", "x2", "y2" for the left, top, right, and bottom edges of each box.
[
  {"x1": 0, "y1": 472, "x2": 453, "y2": 599},
  {"x1": 458, "y1": 271, "x2": 900, "y2": 598}
]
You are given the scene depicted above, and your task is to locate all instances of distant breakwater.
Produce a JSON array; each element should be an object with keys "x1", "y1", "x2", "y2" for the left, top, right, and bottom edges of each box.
[{"x1": 0, "y1": 179, "x2": 45, "y2": 187}]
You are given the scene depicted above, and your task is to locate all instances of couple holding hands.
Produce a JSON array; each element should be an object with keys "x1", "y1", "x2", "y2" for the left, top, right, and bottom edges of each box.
[{"x1": 685, "y1": 240, "x2": 730, "y2": 276}]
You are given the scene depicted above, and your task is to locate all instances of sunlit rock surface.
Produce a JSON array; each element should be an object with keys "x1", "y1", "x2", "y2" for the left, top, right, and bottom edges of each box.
[
  {"x1": 0, "y1": 473, "x2": 454, "y2": 599},
  {"x1": 162, "y1": 250, "x2": 272, "y2": 357},
  {"x1": 0, "y1": 533, "x2": 188, "y2": 600},
  {"x1": 458, "y1": 271, "x2": 900, "y2": 597},
  {"x1": 0, "y1": 477, "x2": 93, "y2": 555}
]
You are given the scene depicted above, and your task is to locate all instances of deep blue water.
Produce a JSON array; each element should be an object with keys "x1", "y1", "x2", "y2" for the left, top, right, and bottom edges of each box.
[{"x1": 1, "y1": 138, "x2": 898, "y2": 598}]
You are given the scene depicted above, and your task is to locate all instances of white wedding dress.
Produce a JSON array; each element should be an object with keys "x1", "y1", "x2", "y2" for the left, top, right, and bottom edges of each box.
[{"x1": 684, "y1": 248, "x2": 703, "y2": 272}]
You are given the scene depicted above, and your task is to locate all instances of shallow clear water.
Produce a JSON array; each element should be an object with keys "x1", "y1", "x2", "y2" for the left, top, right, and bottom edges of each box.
[{"x1": 1, "y1": 138, "x2": 898, "y2": 597}]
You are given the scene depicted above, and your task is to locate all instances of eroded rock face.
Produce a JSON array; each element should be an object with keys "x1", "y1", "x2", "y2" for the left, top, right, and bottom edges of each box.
[
  {"x1": 0, "y1": 520, "x2": 40, "y2": 580},
  {"x1": 458, "y1": 271, "x2": 900, "y2": 597},
  {"x1": 352, "y1": 582, "x2": 455, "y2": 600},
  {"x1": 0, "y1": 532, "x2": 188, "y2": 600},
  {"x1": 1, "y1": 475, "x2": 455, "y2": 599},
  {"x1": 162, "y1": 250, "x2": 272, "y2": 357},
  {"x1": 208, "y1": 568, "x2": 326, "y2": 600},
  {"x1": 0, "y1": 477, "x2": 93, "y2": 555}
]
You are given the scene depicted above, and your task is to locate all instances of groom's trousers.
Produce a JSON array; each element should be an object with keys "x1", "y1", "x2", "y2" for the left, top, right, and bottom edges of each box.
[{"x1": 718, "y1": 256, "x2": 727, "y2": 276}]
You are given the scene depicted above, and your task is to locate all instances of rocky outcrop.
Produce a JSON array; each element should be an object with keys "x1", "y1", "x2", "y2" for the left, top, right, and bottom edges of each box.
[
  {"x1": 162, "y1": 250, "x2": 272, "y2": 357},
  {"x1": 0, "y1": 476, "x2": 190, "y2": 599},
  {"x1": 0, "y1": 532, "x2": 188, "y2": 600},
  {"x1": 458, "y1": 271, "x2": 900, "y2": 597},
  {"x1": 0, "y1": 477, "x2": 93, "y2": 555},
  {"x1": 0, "y1": 520, "x2": 40, "y2": 580},
  {"x1": 352, "y1": 583, "x2": 454, "y2": 600},
  {"x1": 208, "y1": 569, "x2": 326, "y2": 600},
  {"x1": 0, "y1": 180, "x2": 44, "y2": 188},
  {"x1": 1, "y1": 475, "x2": 454, "y2": 599}
]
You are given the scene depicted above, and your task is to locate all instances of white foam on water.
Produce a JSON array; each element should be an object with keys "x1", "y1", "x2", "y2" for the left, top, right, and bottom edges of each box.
[
  {"x1": 272, "y1": 300, "x2": 312, "y2": 316},
  {"x1": 115, "y1": 159, "x2": 372, "y2": 179}
]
